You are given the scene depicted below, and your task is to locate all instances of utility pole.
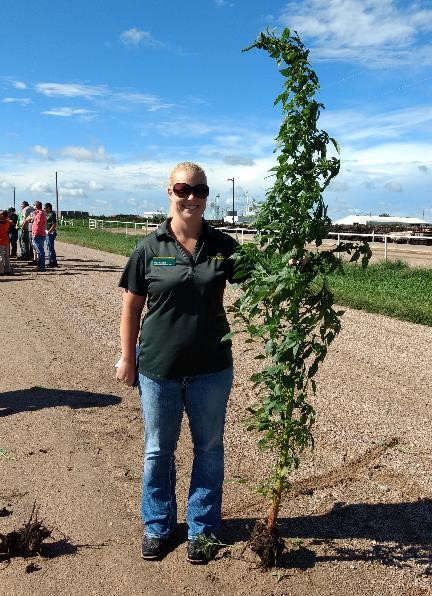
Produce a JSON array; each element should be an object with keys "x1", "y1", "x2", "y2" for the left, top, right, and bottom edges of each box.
[
  {"x1": 227, "y1": 177, "x2": 235, "y2": 225},
  {"x1": 13, "y1": 187, "x2": 16, "y2": 209},
  {"x1": 55, "y1": 171, "x2": 60, "y2": 217}
]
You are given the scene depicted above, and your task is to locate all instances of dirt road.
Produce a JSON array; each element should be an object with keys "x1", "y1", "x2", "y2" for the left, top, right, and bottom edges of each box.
[{"x1": 0, "y1": 242, "x2": 431, "y2": 596}]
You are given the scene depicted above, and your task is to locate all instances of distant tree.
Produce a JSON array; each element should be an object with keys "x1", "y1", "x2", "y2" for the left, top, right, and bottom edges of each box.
[{"x1": 379, "y1": 213, "x2": 390, "y2": 217}]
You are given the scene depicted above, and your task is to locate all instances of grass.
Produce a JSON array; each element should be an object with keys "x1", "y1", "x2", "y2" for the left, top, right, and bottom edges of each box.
[
  {"x1": 57, "y1": 225, "x2": 432, "y2": 327},
  {"x1": 57, "y1": 223, "x2": 140, "y2": 257},
  {"x1": 329, "y1": 260, "x2": 432, "y2": 326}
]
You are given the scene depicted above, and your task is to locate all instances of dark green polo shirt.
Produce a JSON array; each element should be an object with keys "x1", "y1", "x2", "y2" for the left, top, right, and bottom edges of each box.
[{"x1": 119, "y1": 219, "x2": 240, "y2": 379}]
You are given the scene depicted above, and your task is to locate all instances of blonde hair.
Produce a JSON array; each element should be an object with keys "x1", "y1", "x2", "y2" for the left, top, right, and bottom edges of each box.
[
  {"x1": 167, "y1": 162, "x2": 207, "y2": 218},
  {"x1": 168, "y1": 162, "x2": 207, "y2": 186}
]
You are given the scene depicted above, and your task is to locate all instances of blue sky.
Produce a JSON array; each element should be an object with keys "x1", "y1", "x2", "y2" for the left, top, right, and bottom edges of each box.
[{"x1": 1, "y1": 0, "x2": 431, "y2": 221}]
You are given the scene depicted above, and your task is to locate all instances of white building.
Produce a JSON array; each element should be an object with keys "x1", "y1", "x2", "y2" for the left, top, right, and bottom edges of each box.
[{"x1": 333, "y1": 215, "x2": 430, "y2": 226}]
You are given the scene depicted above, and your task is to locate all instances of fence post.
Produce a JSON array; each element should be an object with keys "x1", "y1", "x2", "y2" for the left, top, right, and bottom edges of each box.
[
  {"x1": 384, "y1": 235, "x2": 388, "y2": 262},
  {"x1": 337, "y1": 233, "x2": 341, "y2": 259}
]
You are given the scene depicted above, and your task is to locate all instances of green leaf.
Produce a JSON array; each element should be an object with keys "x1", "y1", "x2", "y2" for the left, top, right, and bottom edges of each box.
[{"x1": 221, "y1": 331, "x2": 234, "y2": 342}]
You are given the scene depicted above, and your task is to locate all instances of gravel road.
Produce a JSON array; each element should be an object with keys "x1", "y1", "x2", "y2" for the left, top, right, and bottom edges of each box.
[{"x1": 0, "y1": 241, "x2": 431, "y2": 596}]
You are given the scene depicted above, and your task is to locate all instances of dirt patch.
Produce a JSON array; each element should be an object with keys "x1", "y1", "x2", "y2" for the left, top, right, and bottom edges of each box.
[
  {"x1": 0, "y1": 241, "x2": 431, "y2": 595},
  {"x1": 0, "y1": 503, "x2": 51, "y2": 559}
]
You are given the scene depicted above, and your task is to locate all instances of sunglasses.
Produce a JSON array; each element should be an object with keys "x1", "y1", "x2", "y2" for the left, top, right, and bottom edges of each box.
[{"x1": 172, "y1": 182, "x2": 209, "y2": 199}]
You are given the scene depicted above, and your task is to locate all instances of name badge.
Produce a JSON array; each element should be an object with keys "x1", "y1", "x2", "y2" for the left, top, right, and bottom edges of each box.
[{"x1": 152, "y1": 257, "x2": 176, "y2": 266}]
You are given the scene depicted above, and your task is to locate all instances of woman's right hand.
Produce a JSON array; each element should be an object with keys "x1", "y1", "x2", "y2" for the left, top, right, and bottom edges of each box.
[{"x1": 116, "y1": 356, "x2": 137, "y2": 387}]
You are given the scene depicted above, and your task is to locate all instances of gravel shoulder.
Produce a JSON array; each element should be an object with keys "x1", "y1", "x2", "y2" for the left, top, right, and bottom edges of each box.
[{"x1": 0, "y1": 241, "x2": 431, "y2": 596}]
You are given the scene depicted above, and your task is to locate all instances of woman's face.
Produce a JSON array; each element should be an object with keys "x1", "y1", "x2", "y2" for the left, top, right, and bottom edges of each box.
[{"x1": 168, "y1": 168, "x2": 208, "y2": 223}]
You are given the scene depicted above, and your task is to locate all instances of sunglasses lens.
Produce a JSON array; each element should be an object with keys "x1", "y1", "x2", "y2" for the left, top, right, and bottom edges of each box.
[
  {"x1": 193, "y1": 184, "x2": 209, "y2": 198},
  {"x1": 173, "y1": 183, "x2": 190, "y2": 198},
  {"x1": 173, "y1": 183, "x2": 209, "y2": 199}
]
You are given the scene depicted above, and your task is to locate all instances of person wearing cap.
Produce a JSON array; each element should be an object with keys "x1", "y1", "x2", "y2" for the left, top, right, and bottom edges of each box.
[
  {"x1": 18, "y1": 201, "x2": 34, "y2": 260},
  {"x1": 116, "y1": 161, "x2": 243, "y2": 564}
]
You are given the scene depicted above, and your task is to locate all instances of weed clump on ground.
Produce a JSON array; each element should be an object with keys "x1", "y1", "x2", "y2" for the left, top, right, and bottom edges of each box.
[{"x1": 0, "y1": 503, "x2": 51, "y2": 559}]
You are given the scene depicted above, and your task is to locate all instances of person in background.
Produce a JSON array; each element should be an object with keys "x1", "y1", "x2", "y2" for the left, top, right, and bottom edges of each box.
[
  {"x1": 44, "y1": 202, "x2": 58, "y2": 268},
  {"x1": 0, "y1": 210, "x2": 13, "y2": 275},
  {"x1": 7, "y1": 207, "x2": 18, "y2": 258},
  {"x1": 23, "y1": 201, "x2": 46, "y2": 272},
  {"x1": 19, "y1": 201, "x2": 34, "y2": 261},
  {"x1": 116, "y1": 162, "x2": 241, "y2": 564}
]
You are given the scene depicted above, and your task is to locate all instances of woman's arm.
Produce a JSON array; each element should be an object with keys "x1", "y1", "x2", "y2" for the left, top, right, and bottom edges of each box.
[{"x1": 116, "y1": 289, "x2": 146, "y2": 386}]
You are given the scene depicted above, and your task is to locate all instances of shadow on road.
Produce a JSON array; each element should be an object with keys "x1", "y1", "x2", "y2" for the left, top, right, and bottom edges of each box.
[
  {"x1": 221, "y1": 499, "x2": 432, "y2": 571},
  {"x1": 3, "y1": 258, "x2": 124, "y2": 277},
  {"x1": 0, "y1": 388, "x2": 121, "y2": 417}
]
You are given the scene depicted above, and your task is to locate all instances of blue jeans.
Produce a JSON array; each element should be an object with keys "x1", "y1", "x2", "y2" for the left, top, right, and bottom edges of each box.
[
  {"x1": 32, "y1": 235, "x2": 45, "y2": 270},
  {"x1": 138, "y1": 367, "x2": 233, "y2": 540},
  {"x1": 46, "y1": 231, "x2": 57, "y2": 265},
  {"x1": 19, "y1": 228, "x2": 31, "y2": 259}
]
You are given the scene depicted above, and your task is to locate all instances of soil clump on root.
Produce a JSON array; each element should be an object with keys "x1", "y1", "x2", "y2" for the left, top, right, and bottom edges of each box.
[
  {"x1": 248, "y1": 520, "x2": 284, "y2": 568},
  {"x1": 0, "y1": 504, "x2": 51, "y2": 559}
]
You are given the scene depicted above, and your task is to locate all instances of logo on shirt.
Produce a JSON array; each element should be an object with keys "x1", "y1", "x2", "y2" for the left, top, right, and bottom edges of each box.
[
  {"x1": 152, "y1": 257, "x2": 176, "y2": 266},
  {"x1": 209, "y1": 255, "x2": 225, "y2": 260}
]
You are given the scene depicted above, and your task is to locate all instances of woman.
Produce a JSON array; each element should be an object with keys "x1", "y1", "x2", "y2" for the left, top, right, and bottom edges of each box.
[{"x1": 116, "y1": 162, "x2": 240, "y2": 564}]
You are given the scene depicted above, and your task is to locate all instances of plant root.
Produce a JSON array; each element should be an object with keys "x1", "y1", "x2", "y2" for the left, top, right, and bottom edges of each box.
[
  {"x1": 0, "y1": 503, "x2": 51, "y2": 559},
  {"x1": 248, "y1": 520, "x2": 284, "y2": 568}
]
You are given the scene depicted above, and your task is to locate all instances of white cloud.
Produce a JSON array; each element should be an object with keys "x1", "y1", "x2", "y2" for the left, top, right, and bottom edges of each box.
[
  {"x1": 116, "y1": 92, "x2": 173, "y2": 111},
  {"x1": 28, "y1": 181, "x2": 53, "y2": 194},
  {"x1": 31, "y1": 145, "x2": 50, "y2": 159},
  {"x1": 345, "y1": 142, "x2": 432, "y2": 170},
  {"x1": 60, "y1": 186, "x2": 87, "y2": 197},
  {"x1": 322, "y1": 106, "x2": 432, "y2": 146},
  {"x1": 384, "y1": 181, "x2": 403, "y2": 192},
  {"x1": 88, "y1": 180, "x2": 104, "y2": 191},
  {"x1": 279, "y1": 0, "x2": 432, "y2": 66},
  {"x1": 41, "y1": 107, "x2": 94, "y2": 118},
  {"x1": 11, "y1": 80, "x2": 27, "y2": 90},
  {"x1": 120, "y1": 28, "x2": 164, "y2": 48},
  {"x1": 215, "y1": 0, "x2": 235, "y2": 7},
  {"x1": 0, "y1": 180, "x2": 13, "y2": 191},
  {"x1": 35, "y1": 82, "x2": 107, "y2": 98},
  {"x1": 60, "y1": 145, "x2": 113, "y2": 163},
  {"x1": 2, "y1": 97, "x2": 31, "y2": 105},
  {"x1": 223, "y1": 155, "x2": 255, "y2": 166}
]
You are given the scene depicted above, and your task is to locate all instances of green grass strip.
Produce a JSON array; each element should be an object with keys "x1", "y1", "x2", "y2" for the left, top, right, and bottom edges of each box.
[
  {"x1": 58, "y1": 225, "x2": 432, "y2": 326},
  {"x1": 57, "y1": 225, "x2": 141, "y2": 257},
  {"x1": 329, "y1": 260, "x2": 432, "y2": 326}
]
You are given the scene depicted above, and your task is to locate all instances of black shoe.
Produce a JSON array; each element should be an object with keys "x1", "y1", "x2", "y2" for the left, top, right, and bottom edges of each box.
[
  {"x1": 33, "y1": 267, "x2": 46, "y2": 272},
  {"x1": 48, "y1": 262, "x2": 59, "y2": 268},
  {"x1": 141, "y1": 534, "x2": 169, "y2": 560},
  {"x1": 187, "y1": 539, "x2": 208, "y2": 564}
]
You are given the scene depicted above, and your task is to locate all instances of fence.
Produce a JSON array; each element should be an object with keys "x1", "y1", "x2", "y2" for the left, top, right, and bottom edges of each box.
[
  {"x1": 328, "y1": 231, "x2": 432, "y2": 262},
  {"x1": 87, "y1": 220, "x2": 432, "y2": 262},
  {"x1": 88, "y1": 219, "x2": 159, "y2": 234}
]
